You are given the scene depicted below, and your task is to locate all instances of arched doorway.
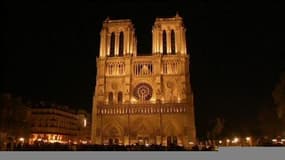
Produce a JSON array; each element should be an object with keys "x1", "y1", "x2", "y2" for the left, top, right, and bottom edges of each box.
[{"x1": 167, "y1": 136, "x2": 178, "y2": 146}]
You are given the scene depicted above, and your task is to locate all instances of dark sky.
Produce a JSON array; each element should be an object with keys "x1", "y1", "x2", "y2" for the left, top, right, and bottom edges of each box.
[{"x1": 3, "y1": 0, "x2": 285, "y2": 138}]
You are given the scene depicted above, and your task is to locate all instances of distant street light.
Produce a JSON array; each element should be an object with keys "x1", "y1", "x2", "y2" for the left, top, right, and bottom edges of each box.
[
  {"x1": 245, "y1": 137, "x2": 252, "y2": 146},
  {"x1": 225, "y1": 139, "x2": 230, "y2": 146},
  {"x1": 218, "y1": 140, "x2": 222, "y2": 144},
  {"x1": 232, "y1": 137, "x2": 239, "y2": 144},
  {"x1": 19, "y1": 137, "x2": 24, "y2": 143}
]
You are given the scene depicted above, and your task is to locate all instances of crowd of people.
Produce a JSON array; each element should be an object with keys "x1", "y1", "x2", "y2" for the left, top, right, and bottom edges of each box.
[{"x1": 3, "y1": 142, "x2": 218, "y2": 151}]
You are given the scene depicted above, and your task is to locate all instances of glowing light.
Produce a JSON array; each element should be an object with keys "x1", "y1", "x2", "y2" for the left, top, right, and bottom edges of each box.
[
  {"x1": 83, "y1": 118, "x2": 87, "y2": 127},
  {"x1": 177, "y1": 97, "x2": 181, "y2": 103},
  {"x1": 161, "y1": 97, "x2": 165, "y2": 103},
  {"x1": 19, "y1": 137, "x2": 24, "y2": 142},
  {"x1": 232, "y1": 137, "x2": 239, "y2": 143},
  {"x1": 145, "y1": 143, "x2": 150, "y2": 147},
  {"x1": 272, "y1": 139, "x2": 277, "y2": 142},
  {"x1": 131, "y1": 98, "x2": 137, "y2": 104},
  {"x1": 188, "y1": 141, "x2": 194, "y2": 145},
  {"x1": 218, "y1": 140, "x2": 222, "y2": 144},
  {"x1": 150, "y1": 98, "x2": 156, "y2": 103},
  {"x1": 246, "y1": 137, "x2": 251, "y2": 141},
  {"x1": 226, "y1": 139, "x2": 230, "y2": 143}
]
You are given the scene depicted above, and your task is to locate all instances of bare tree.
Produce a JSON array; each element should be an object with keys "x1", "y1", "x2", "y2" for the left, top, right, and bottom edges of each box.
[
  {"x1": 272, "y1": 72, "x2": 285, "y2": 120},
  {"x1": 210, "y1": 117, "x2": 225, "y2": 139}
]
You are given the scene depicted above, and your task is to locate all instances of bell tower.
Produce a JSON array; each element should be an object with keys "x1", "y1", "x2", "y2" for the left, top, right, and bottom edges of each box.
[
  {"x1": 99, "y1": 17, "x2": 137, "y2": 58},
  {"x1": 152, "y1": 13, "x2": 187, "y2": 55}
]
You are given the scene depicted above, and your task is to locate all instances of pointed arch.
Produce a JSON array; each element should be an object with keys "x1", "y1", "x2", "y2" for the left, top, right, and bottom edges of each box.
[
  {"x1": 119, "y1": 31, "x2": 124, "y2": 56},
  {"x1": 162, "y1": 30, "x2": 167, "y2": 55},
  {"x1": 108, "y1": 92, "x2": 113, "y2": 104},
  {"x1": 118, "y1": 91, "x2": 123, "y2": 104},
  {"x1": 110, "y1": 32, "x2": 115, "y2": 57},
  {"x1": 132, "y1": 118, "x2": 154, "y2": 137},
  {"x1": 103, "y1": 121, "x2": 124, "y2": 137},
  {"x1": 171, "y1": 30, "x2": 175, "y2": 54},
  {"x1": 164, "y1": 122, "x2": 176, "y2": 136}
]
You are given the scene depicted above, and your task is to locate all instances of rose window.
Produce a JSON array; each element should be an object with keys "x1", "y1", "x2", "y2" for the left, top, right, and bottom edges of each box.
[{"x1": 133, "y1": 83, "x2": 153, "y2": 101}]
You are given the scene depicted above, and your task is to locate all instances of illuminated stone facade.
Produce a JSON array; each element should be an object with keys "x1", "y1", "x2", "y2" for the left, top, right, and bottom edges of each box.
[{"x1": 92, "y1": 14, "x2": 196, "y2": 147}]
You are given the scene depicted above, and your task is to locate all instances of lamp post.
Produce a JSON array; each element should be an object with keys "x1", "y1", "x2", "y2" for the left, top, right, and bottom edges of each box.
[
  {"x1": 100, "y1": 110, "x2": 103, "y2": 145},
  {"x1": 246, "y1": 137, "x2": 252, "y2": 146},
  {"x1": 128, "y1": 106, "x2": 130, "y2": 145},
  {"x1": 160, "y1": 103, "x2": 163, "y2": 146}
]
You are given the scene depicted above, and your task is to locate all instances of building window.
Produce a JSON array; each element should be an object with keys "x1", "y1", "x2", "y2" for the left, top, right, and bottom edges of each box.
[
  {"x1": 118, "y1": 62, "x2": 124, "y2": 75},
  {"x1": 118, "y1": 91, "x2": 123, "y2": 104},
  {"x1": 162, "y1": 30, "x2": 167, "y2": 55},
  {"x1": 119, "y1": 32, "x2": 124, "y2": 56},
  {"x1": 134, "y1": 62, "x2": 153, "y2": 76},
  {"x1": 83, "y1": 118, "x2": 87, "y2": 127},
  {"x1": 108, "y1": 92, "x2": 113, "y2": 104},
  {"x1": 110, "y1": 32, "x2": 115, "y2": 57},
  {"x1": 167, "y1": 136, "x2": 172, "y2": 146},
  {"x1": 171, "y1": 30, "x2": 175, "y2": 54}
]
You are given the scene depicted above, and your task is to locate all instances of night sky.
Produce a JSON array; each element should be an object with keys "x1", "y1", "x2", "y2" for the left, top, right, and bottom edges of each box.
[{"x1": 3, "y1": 1, "x2": 285, "y2": 138}]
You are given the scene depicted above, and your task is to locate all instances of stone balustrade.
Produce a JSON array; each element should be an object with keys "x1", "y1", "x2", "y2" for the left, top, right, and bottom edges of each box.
[{"x1": 97, "y1": 103, "x2": 188, "y2": 115}]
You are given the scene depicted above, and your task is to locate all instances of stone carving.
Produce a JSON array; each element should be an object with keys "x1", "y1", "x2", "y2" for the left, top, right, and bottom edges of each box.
[
  {"x1": 166, "y1": 81, "x2": 174, "y2": 89},
  {"x1": 156, "y1": 89, "x2": 161, "y2": 95},
  {"x1": 111, "y1": 82, "x2": 118, "y2": 90}
]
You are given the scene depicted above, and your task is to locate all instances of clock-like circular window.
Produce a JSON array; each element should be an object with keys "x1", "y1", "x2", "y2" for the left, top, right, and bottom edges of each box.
[{"x1": 133, "y1": 83, "x2": 153, "y2": 101}]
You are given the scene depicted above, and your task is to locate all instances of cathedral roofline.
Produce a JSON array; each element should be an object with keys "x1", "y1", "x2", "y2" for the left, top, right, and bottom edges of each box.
[
  {"x1": 104, "y1": 17, "x2": 133, "y2": 23},
  {"x1": 154, "y1": 13, "x2": 183, "y2": 22}
]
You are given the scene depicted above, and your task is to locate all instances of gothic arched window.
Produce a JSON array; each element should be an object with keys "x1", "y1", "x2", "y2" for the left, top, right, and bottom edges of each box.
[
  {"x1": 118, "y1": 91, "x2": 123, "y2": 104},
  {"x1": 110, "y1": 32, "x2": 115, "y2": 57},
  {"x1": 108, "y1": 92, "x2": 113, "y2": 104},
  {"x1": 171, "y1": 30, "x2": 175, "y2": 54},
  {"x1": 162, "y1": 30, "x2": 167, "y2": 55},
  {"x1": 119, "y1": 32, "x2": 124, "y2": 56}
]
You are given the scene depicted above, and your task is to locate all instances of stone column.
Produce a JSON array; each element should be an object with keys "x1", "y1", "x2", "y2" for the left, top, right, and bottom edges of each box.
[
  {"x1": 155, "y1": 29, "x2": 159, "y2": 54},
  {"x1": 152, "y1": 29, "x2": 155, "y2": 53},
  {"x1": 134, "y1": 37, "x2": 137, "y2": 55},
  {"x1": 115, "y1": 32, "x2": 119, "y2": 56},
  {"x1": 178, "y1": 29, "x2": 182, "y2": 54},
  {"x1": 166, "y1": 30, "x2": 171, "y2": 54},
  {"x1": 125, "y1": 29, "x2": 129, "y2": 55},
  {"x1": 174, "y1": 30, "x2": 179, "y2": 54},
  {"x1": 106, "y1": 33, "x2": 111, "y2": 56},
  {"x1": 182, "y1": 28, "x2": 187, "y2": 54},
  {"x1": 159, "y1": 30, "x2": 162, "y2": 54},
  {"x1": 99, "y1": 30, "x2": 104, "y2": 57},
  {"x1": 129, "y1": 31, "x2": 133, "y2": 55}
]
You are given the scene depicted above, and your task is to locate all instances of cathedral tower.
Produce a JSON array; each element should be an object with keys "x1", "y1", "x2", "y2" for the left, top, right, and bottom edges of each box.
[
  {"x1": 99, "y1": 18, "x2": 137, "y2": 58},
  {"x1": 92, "y1": 14, "x2": 196, "y2": 148},
  {"x1": 152, "y1": 13, "x2": 187, "y2": 55}
]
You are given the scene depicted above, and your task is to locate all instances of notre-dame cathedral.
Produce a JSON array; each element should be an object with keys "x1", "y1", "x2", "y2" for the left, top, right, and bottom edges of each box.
[{"x1": 91, "y1": 13, "x2": 196, "y2": 148}]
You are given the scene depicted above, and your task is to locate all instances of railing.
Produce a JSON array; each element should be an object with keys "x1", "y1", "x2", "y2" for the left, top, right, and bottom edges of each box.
[{"x1": 97, "y1": 103, "x2": 189, "y2": 115}]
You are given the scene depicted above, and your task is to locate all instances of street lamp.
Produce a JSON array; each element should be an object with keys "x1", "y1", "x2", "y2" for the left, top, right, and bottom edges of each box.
[
  {"x1": 218, "y1": 140, "x2": 222, "y2": 145},
  {"x1": 246, "y1": 137, "x2": 251, "y2": 146},
  {"x1": 232, "y1": 137, "x2": 239, "y2": 145},
  {"x1": 225, "y1": 139, "x2": 230, "y2": 146},
  {"x1": 19, "y1": 137, "x2": 24, "y2": 143}
]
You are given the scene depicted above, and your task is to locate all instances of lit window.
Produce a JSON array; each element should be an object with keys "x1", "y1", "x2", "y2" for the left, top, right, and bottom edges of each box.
[{"x1": 83, "y1": 118, "x2": 87, "y2": 127}]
